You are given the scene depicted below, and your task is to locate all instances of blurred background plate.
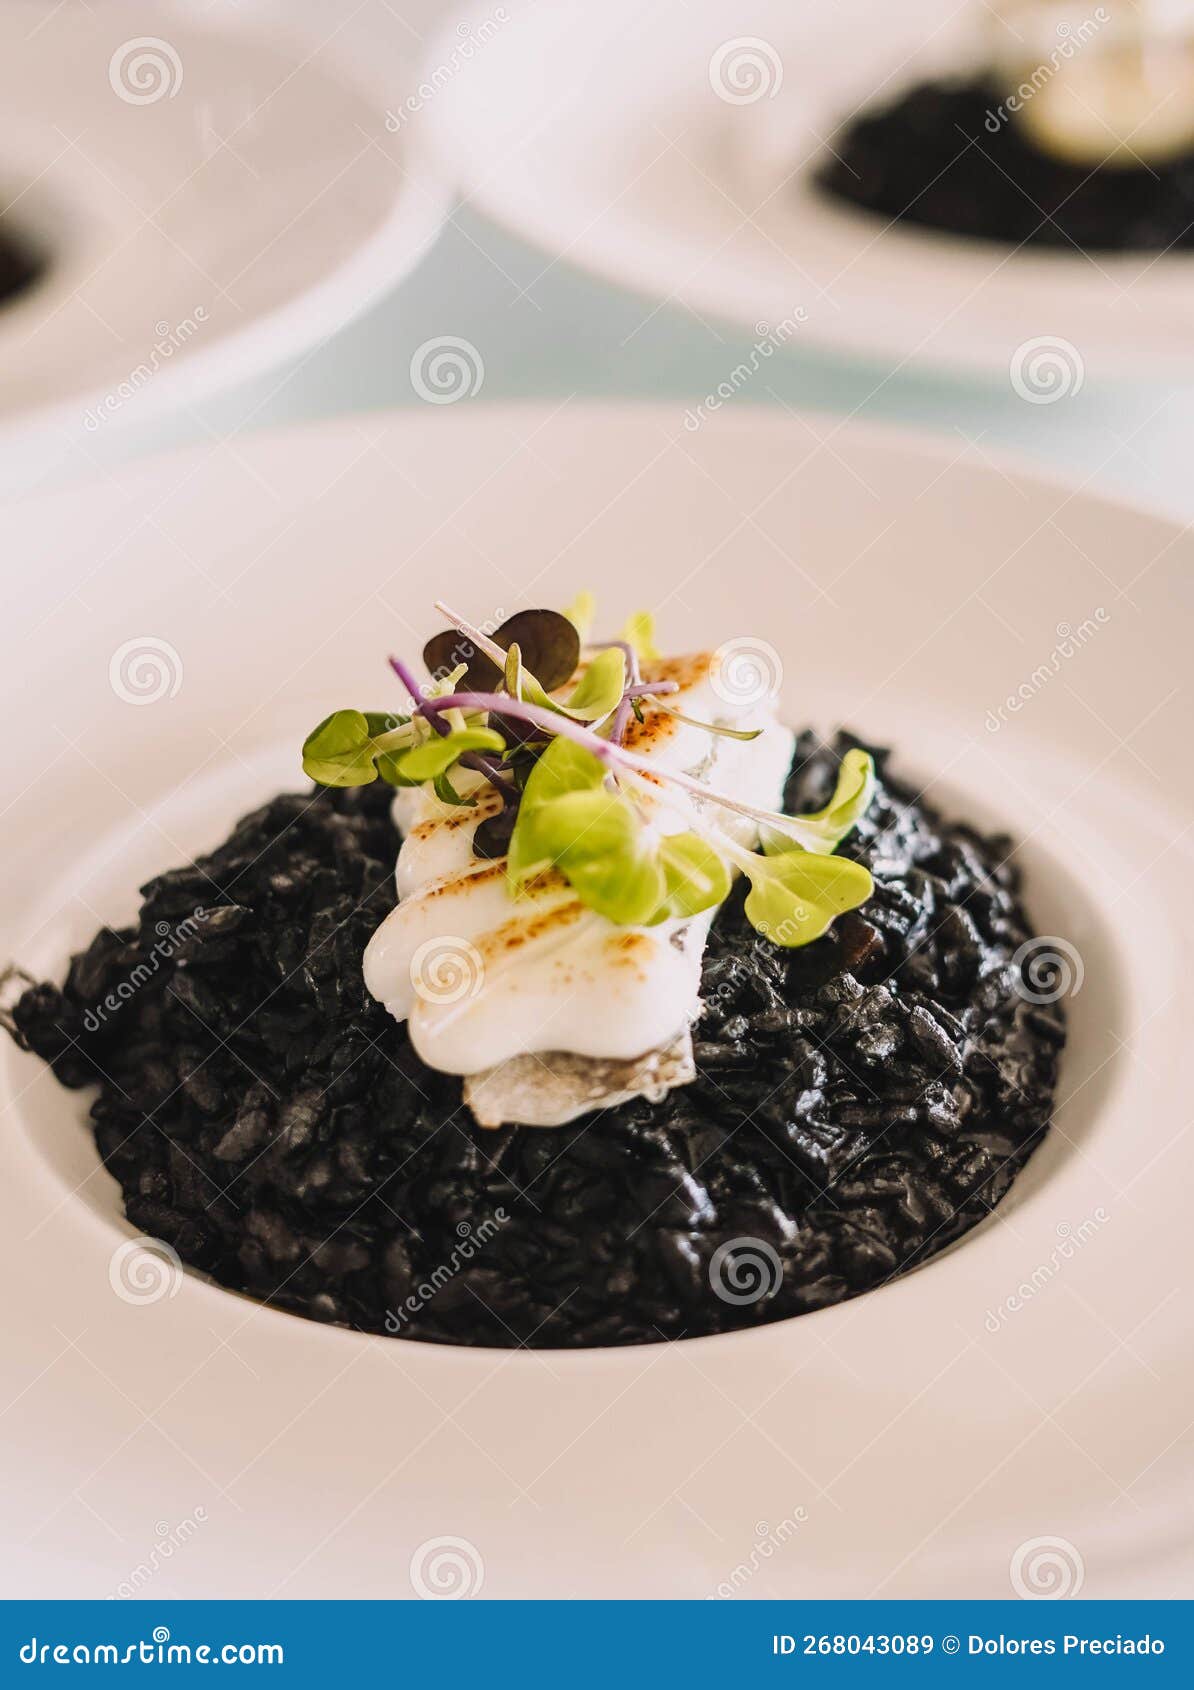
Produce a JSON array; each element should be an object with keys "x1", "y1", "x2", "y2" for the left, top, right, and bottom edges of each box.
[
  {"x1": 422, "y1": 0, "x2": 1194, "y2": 379},
  {"x1": 0, "y1": 404, "x2": 1190, "y2": 1597},
  {"x1": 0, "y1": 0, "x2": 448, "y2": 444}
]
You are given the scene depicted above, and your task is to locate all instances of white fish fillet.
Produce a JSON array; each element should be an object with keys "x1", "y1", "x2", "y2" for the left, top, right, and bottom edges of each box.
[{"x1": 363, "y1": 650, "x2": 794, "y2": 1128}]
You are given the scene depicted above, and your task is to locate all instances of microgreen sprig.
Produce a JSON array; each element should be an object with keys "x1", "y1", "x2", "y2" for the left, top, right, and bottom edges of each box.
[{"x1": 300, "y1": 598, "x2": 876, "y2": 948}]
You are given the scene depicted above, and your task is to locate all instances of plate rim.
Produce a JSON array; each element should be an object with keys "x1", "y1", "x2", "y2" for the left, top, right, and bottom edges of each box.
[{"x1": 4, "y1": 393, "x2": 1189, "y2": 541}]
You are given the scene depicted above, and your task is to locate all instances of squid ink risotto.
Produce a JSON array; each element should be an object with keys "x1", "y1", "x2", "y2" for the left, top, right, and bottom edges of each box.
[
  {"x1": 0, "y1": 216, "x2": 44, "y2": 308},
  {"x1": 6, "y1": 603, "x2": 1064, "y2": 1347},
  {"x1": 817, "y1": 76, "x2": 1194, "y2": 253}
]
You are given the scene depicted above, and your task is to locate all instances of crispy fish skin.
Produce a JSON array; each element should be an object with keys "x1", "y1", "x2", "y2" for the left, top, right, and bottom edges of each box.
[{"x1": 464, "y1": 1031, "x2": 696, "y2": 1129}]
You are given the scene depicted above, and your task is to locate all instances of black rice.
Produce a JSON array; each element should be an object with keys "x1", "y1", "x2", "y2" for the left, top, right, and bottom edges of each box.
[
  {"x1": 816, "y1": 76, "x2": 1194, "y2": 251},
  {"x1": 0, "y1": 220, "x2": 45, "y2": 308},
  {"x1": 8, "y1": 735, "x2": 1064, "y2": 1347}
]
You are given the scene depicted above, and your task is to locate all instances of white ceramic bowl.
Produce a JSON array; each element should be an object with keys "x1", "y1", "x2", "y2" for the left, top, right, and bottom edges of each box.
[
  {"x1": 421, "y1": 0, "x2": 1194, "y2": 379},
  {"x1": 0, "y1": 404, "x2": 1189, "y2": 1598},
  {"x1": 0, "y1": 1, "x2": 447, "y2": 443}
]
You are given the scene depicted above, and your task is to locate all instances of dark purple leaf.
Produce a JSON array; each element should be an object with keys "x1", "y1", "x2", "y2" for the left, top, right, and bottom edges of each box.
[{"x1": 423, "y1": 609, "x2": 580, "y2": 696}]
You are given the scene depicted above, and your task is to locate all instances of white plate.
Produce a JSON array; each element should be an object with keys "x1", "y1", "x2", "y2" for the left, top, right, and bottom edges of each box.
[
  {"x1": 1, "y1": 404, "x2": 1190, "y2": 1599},
  {"x1": 0, "y1": 1, "x2": 447, "y2": 441},
  {"x1": 422, "y1": 0, "x2": 1194, "y2": 379}
]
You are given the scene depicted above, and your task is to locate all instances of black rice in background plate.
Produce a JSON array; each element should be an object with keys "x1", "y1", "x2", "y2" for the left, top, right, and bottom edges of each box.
[
  {"x1": 0, "y1": 217, "x2": 45, "y2": 308},
  {"x1": 9, "y1": 735, "x2": 1064, "y2": 1348},
  {"x1": 816, "y1": 77, "x2": 1194, "y2": 251}
]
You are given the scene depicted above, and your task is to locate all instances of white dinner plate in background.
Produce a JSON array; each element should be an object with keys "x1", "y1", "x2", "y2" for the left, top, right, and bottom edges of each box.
[
  {"x1": 421, "y1": 0, "x2": 1194, "y2": 380},
  {"x1": 0, "y1": 1, "x2": 447, "y2": 445}
]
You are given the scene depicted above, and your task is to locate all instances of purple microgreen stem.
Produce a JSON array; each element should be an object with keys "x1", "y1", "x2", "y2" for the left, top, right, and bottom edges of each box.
[
  {"x1": 609, "y1": 696, "x2": 632, "y2": 749},
  {"x1": 623, "y1": 680, "x2": 675, "y2": 700},
  {"x1": 412, "y1": 614, "x2": 780, "y2": 825},
  {"x1": 388, "y1": 655, "x2": 450, "y2": 736},
  {"x1": 463, "y1": 752, "x2": 516, "y2": 796},
  {"x1": 422, "y1": 692, "x2": 622, "y2": 765},
  {"x1": 419, "y1": 686, "x2": 789, "y2": 835},
  {"x1": 609, "y1": 680, "x2": 676, "y2": 748},
  {"x1": 590, "y1": 637, "x2": 640, "y2": 685}
]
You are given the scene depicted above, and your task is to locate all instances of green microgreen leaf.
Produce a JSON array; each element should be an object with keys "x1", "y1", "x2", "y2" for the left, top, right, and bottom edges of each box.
[
  {"x1": 376, "y1": 753, "x2": 414, "y2": 786},
  {"x1": 622, "y1": 610, "x2": 661, "y2": 663},
  {"x1": 559, "y1": 646, "x2": 626, "y2": 720},
  {"x1": 655, "y1": 832, "x2": 731, "y2": 921},
  {"x1": 426, "y1": 663, "x2": 468, "y2": 700},
  {"x1": 761, "y1": 749, "x2": 876, "y2": 856},
  {"x1": 514, "y1": 788, "x2": 666, "y2": 924},
  {"x1": 503, "y1": 644, "x2": 626, "y2": 724},
  {"x1": 433, "y1": 770, "x2": 477, "y2": 808},
  {"x1": 742, "y1": 850, "x2": 874, "y2": 947},
  {"x1": 302, "y1": 709, "x2": 412, "y2": 787},
  {"x1": 512, "y1": 734, "x2": 605, "y2": 810},
  {"x1": 510, "y1": 738, "x2": 631, "y2": 900},
  {"x1": 392, "y1": 726, "x2": 506, "y2": 783},
  {"x1": 508, "y1": 738, "x2": 728, "y2": 928},
  {"x1": 651, "y1": 700, "x2": 762, "y2": 741},
  {"x1": 305, "y1": 605, "x2": 878, "y2": 955},
  {"x1": 564, "y1": 591, "x2": 597, "y2": 642},
  {"x1": 504, "y1": 641, "x2": 524, "y2": 700}
]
